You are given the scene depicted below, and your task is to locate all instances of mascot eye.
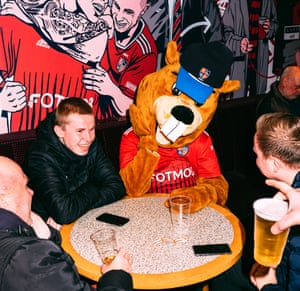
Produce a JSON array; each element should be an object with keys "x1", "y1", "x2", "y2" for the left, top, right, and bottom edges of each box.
[{"x1": 172, "y1": 83, "x2": 181, "y2": 96}]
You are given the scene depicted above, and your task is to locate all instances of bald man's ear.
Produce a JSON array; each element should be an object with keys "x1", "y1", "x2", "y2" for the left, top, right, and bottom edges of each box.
[{"x1": 54, "y1": 125, "x2": 64, "y2": 139}]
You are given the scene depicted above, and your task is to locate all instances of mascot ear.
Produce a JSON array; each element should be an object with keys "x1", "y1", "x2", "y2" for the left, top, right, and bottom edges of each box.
[
  {"x1": 165, "y1": 41, "x2": 180, "y2": 66},
  {"x1": 216, "y1": 80, "x2": 241, "y2": 94}
]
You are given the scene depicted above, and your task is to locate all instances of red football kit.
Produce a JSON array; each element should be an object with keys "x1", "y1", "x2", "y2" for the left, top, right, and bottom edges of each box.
[
  {"x1": 0, "y1": 16, "x2": 99, "y2": 133},
  {"x1": 120, "y1": 128, "x2": 222, "y2": 193},
  {"x1": 100, "y1": 20, "x2": 157, "y2": 100}
]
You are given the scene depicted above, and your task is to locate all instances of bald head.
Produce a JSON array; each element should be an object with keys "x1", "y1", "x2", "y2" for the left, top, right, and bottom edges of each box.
[
  {"x1": 0, "y1": 156, "x2": 33, "y2": 224},
  {"x1": 0, "y1": 157, "x2": 23, "y2": 193},
  {"x1": 278, "y1": 66, "x2": 300, "y2": 100}
]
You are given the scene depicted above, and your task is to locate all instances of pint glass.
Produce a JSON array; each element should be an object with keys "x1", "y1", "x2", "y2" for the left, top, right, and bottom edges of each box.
[{"x1": 253, "y1": 198, "x2": 289, "y2": 267}]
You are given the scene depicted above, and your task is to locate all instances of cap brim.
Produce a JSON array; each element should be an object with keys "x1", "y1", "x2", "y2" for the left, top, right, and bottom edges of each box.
[{"x1": 175, "y1": 67, "x2": 213, "y2": 104}]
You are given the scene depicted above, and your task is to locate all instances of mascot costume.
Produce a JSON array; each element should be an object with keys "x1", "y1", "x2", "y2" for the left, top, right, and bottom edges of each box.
[{"x1": 119, "y1": 41, "x2": 240, "y2": 212}]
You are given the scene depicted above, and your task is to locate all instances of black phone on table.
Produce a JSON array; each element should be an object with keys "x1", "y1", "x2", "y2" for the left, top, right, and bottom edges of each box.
[
  {"x1": 192, "y1": 243, "x2": 232, "y2": 256},
  {"x1": 96, "y1": 212, "x2": 129, "y2": 226}
]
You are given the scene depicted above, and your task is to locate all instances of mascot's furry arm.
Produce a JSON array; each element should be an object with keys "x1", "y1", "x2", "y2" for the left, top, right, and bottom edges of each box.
[
  {"x1": 119, "y1": 77, "x2": 161, "y2": 196},
  {"x1": 166, "y1": 175, "x2": 229, "y2": 213}
]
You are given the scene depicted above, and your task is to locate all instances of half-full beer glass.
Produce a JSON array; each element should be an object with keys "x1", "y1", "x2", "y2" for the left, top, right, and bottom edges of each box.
[{"x1": 253, "y1": 198, "x2": 289, "y2": 267}]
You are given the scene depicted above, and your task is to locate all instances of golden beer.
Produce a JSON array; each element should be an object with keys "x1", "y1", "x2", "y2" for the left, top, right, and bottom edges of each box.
[
  {"x1": 253, "y1": 198, "x2": 289, "y2": 267},
  {"x1": 103, "y1": 255, "x2": 116, "y2": 265}
]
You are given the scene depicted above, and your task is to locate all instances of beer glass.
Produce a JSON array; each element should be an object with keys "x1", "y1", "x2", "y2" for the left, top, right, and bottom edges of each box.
[
  {"x1": 169, "y1": 195, "x2": 192, "y2": 240},
  {"x1": 253, "y1": 198, "x2": 289, "y2": 267},
  {"x1": 90, "y1": 227, "x2": 118, "y2": 265}
]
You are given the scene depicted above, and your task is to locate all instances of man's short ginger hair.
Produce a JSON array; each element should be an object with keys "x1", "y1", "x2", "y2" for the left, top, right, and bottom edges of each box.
[{"x1": 55, "y1": 98, "x2": 94, "y2": 127}]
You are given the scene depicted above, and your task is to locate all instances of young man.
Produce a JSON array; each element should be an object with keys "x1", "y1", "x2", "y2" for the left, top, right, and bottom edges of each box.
[
  {"x1": 256, "y1": 66, "x2": 300, "y2": 118},
  {"x1": 0, "y1": 155, "x2": 133, "y2": 291},
  {"x1": 23, "y1": 98, "x2": 125, "y2": 227},
  {"x1": 210, "y1": 112, "x2": 300, "y2": 290},
  {"x1": 248, "y1": 112, "x2": 300, "y2": 290}
]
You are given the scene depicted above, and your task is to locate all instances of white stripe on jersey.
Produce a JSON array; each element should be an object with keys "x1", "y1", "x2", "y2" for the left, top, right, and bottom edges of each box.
[{"x1": 136, "y1": 33, "x2": 152, "y2": 55}]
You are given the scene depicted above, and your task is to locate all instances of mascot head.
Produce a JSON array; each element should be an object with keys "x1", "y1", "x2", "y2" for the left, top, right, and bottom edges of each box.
[{"x1": 130, "y1": 41, "x2": 240, "y2": 148}]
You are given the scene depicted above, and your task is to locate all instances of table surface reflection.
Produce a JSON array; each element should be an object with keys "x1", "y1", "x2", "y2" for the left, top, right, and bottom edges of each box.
[{"x1": 61, "y1": 196, "x2": 245, "y2": 289}]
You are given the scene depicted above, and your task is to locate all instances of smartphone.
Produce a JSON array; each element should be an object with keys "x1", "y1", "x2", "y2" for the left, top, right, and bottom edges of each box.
[
  {"x1": 96, "y1": 212, "x2": 129, "y2": 226},
  {"x1": 192, "y1": 243, "x2": 232, "y2": 256}
]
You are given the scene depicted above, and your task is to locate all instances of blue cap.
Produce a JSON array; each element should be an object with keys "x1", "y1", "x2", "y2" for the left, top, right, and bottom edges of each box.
[
  {"x1": 174, "y1": 41, "x2": 233, "y2": 104},
  {"x1": 175, "y1": 66, "x2": 213, "y2": 104}
]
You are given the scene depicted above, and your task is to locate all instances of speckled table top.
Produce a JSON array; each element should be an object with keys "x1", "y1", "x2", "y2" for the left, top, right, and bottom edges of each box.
[{"x1": 71, "y1": 196, "x2": 233, "y2": 274}]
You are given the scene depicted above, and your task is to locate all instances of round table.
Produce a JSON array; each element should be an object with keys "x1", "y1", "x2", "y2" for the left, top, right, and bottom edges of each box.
[{"x1": 61, "y1": 196, "x2": 245, "y2": 289}]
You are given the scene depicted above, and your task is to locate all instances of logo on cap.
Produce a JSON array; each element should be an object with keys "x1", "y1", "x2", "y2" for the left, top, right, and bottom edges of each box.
[{"x1": 198, "y1": 67, "x2": 211, "y2": 82}]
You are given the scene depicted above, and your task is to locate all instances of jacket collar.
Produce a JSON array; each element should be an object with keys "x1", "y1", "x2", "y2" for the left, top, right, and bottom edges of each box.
[
  {"x1": 292, "y1": 171, "x2": 300, "y2": 188},
  {"x1": 0, "y1": 208, "x2": 35, "y2": 236}
]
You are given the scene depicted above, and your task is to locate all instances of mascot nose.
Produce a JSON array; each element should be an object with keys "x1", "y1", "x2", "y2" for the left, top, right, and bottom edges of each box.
[{"x1": 171, "y1": 105, "x2": 194, "y2": 125}]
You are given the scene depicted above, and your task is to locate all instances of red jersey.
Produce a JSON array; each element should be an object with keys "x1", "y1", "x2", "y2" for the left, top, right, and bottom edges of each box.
[
  {"x1": 0, "y1": 16, "x2": 99, "y2": 133},
  {"x1": 120, "y1": 128, "x2": 221, "y2": 193},
  {"x1": 100, "y1": 20, "x2": 157, "y2": 100}
]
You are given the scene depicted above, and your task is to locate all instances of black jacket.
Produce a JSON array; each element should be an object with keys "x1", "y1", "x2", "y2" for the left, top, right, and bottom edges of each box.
[
  {"x1": 0, "y1": 208, "x2": 133, "y2": 291},
  {"x1": 23, "y1": 112, "x2": 125, "y2": 224},
  {"x1": 256, "y1": 81, "x2": 300, "y2": 119}
]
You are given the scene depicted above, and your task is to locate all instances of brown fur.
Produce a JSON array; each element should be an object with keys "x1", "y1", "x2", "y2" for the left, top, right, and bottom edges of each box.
[{"x1": 120, "y1": 41, "x2": 240, "y2": 212}]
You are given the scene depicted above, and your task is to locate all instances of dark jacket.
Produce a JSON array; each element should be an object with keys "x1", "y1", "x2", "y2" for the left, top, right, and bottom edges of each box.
[
  {"x1": 23, "y1": 112, "x2": 125, "y2": 224},
  {"x1": 256, "y1": 81, "x2": 300, "y2": 119},
  {"x1": 0, "y1": 208, "x2": 133, "y2": 291},
  {"x1": 262, "y1": 171, "x2": 300, "y2": 291}
]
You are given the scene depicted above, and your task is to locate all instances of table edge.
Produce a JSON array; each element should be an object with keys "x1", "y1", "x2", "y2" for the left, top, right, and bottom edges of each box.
[{"x1": 61, "y1": 202, "x2": 245, "y2": 289}]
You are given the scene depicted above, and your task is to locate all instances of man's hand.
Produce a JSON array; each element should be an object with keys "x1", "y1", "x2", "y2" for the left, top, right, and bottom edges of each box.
[
  {"x1": 250, "y1": 262, "x2": 277, "y2": 290},
  {"x1": 47, "y1": 217, "x2": 62, "y2": 231},
  {"x1": 266, "y1": 179, "x2": 300, "y2": 234},
  {"x1": 82, "y1": 66, "x2": 114, "y2": 96},
  {"x1": 240, "y1": 37, "x2": 254, "y2": 54},
  {"x1": 101, "y1": 247, "x2": 132, "y2": 274}
]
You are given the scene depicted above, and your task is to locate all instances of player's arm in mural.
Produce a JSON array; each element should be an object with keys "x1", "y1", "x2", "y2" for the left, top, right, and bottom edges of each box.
[
  {"x1": 82, "y1": 65, "x2": 133, "y2": 117},
  {"x1": 82, "y1": 0, "x2": 157, "y2": 118},
  {"x1": 0, "y1": 77, "x2": 26, "y2": 134}
]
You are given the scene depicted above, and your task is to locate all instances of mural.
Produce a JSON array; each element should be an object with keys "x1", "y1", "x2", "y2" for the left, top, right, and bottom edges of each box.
[
  {"x1": 0, "y1": 0, "x2": 157, "y2": 134},
  {"x1": 0, "y1": 0, "x2": 295, "y2": 135}
]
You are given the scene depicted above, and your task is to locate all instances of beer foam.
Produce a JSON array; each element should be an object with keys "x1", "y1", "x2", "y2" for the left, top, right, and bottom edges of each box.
[{"x1": 253, "y1": 198, "x2": 288, "y2": 221}]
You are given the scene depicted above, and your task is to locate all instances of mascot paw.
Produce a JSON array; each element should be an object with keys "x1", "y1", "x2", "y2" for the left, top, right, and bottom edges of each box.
[
  {"x1": 164, "y1": 188, "x2": 217, "y2": 213},
  {"x1": 138, "y1": 135, "x2": 158, "y2": 152},
  {"x1": 130, "y1": 104, "x2": 156, "y2": 137}
]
